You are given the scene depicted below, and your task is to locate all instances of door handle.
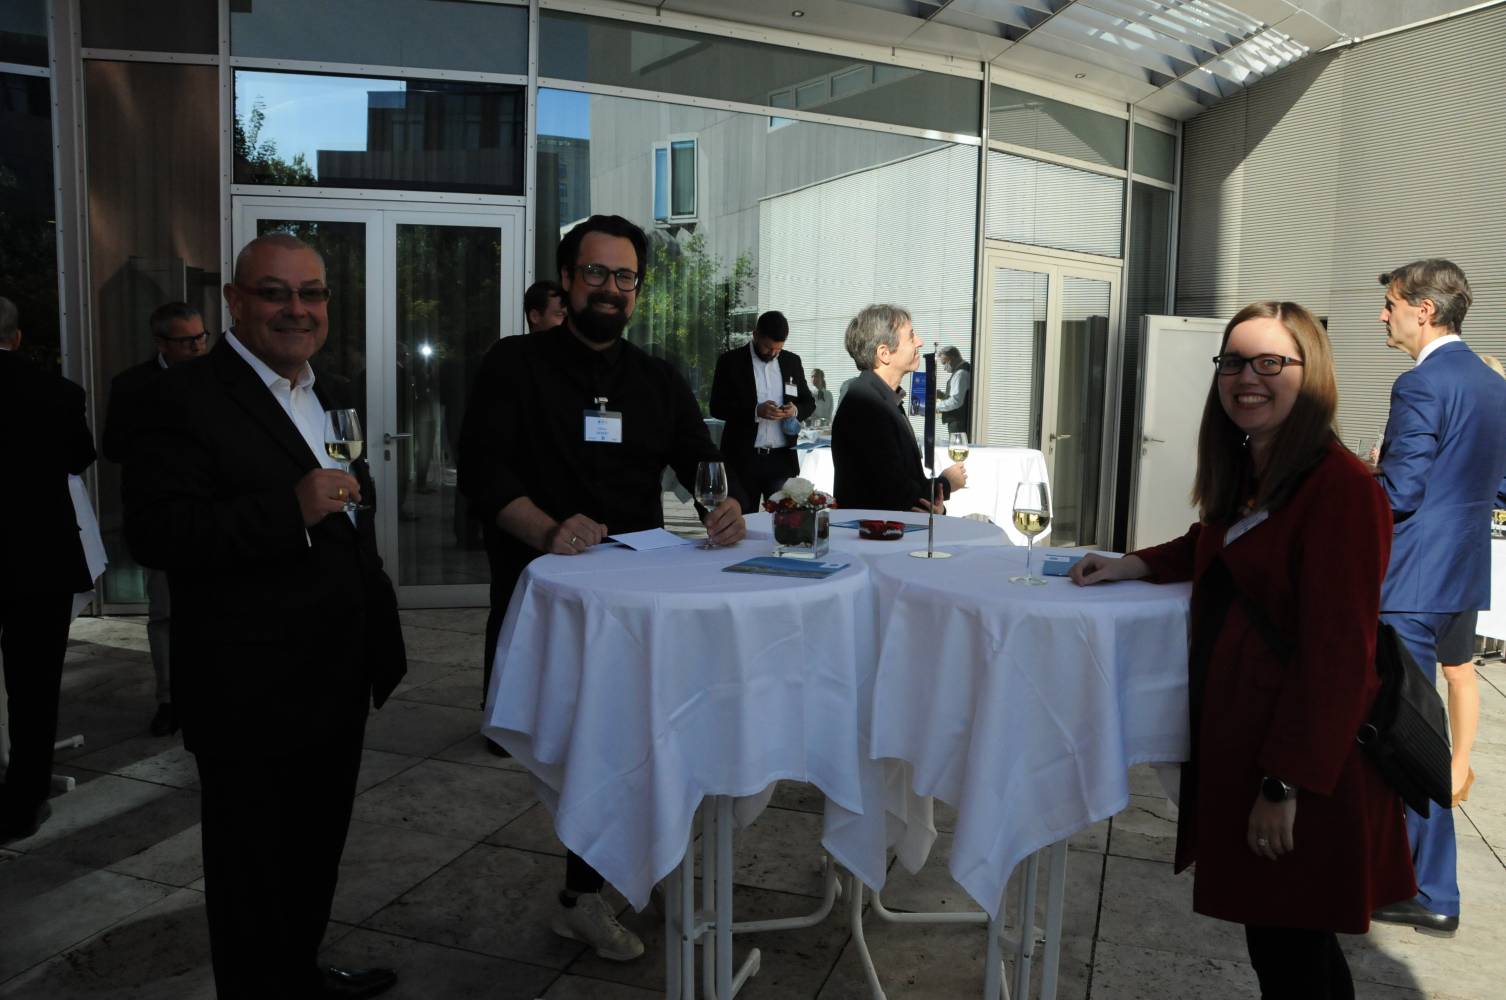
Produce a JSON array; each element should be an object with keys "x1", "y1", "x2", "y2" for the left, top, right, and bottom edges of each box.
[
  {"x1": 382, "y1": 432, "x2": 413, "y2": 444},
  {"x1": 1143, "y1": 434, "x2": 1165, "y2": 443},
  {"x1": 1050, "y1": 432, "x2": 1072, "y2": 441}
]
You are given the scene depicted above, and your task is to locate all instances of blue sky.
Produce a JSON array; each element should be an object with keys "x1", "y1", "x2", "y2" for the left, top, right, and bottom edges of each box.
[{"x1": 235, "y1": 72, "x2": 592, "y2": 175}]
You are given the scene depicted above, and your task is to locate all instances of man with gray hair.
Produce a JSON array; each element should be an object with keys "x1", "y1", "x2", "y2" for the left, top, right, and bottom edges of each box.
[
  {"x1": 1369, "y1": 258, "x2": 1506, "y2": 937},
  {"x1": 831, "y1": 303, "x2": 965, "y2": 511},
  {"x1": 0, "y1": 296, "x2": 97, "y2": 843},
  {"x1": 102, "y1": 301, "x2": 211, "y2": 737}
]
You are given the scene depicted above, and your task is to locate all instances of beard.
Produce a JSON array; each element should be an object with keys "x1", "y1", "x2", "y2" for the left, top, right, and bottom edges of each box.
[{"x1": 569, "y1": 291, "x2": 631, "y2": 344}]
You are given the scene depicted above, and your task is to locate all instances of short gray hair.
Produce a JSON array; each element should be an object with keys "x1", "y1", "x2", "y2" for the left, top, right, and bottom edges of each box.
[
  {"x1": 844, "y1": 304, "x2": 912, "y2": 371},
  {"x1": 1380, "y1": 259, "x2": 1472, "y2": 333},
  {"x1": 0, "y1": 296, "x2": 17, "y2": 342},
  {"x1": 233, "y1": 233, "x2": 324, "y2": 285}
]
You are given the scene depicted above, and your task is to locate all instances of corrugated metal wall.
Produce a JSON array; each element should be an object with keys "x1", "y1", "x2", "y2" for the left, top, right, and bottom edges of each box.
[{"x1": 1177, "y1": 5, "x2": 1506, "y2": 443}]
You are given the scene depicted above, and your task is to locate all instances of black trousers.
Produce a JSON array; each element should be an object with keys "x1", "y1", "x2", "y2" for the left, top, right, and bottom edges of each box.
[
  {"x1": 732, "y1": 448, "x2": 799, "y2": 514},
  {"x1": 1244, "y1": 925, "x2": 1354, "y2": 1000},
  {"x1": 0, "y1": 591, "x2": 72, "y2": 813},
  {"x1": 195, "y1": 703, "x2": 367, "y2": 999}
]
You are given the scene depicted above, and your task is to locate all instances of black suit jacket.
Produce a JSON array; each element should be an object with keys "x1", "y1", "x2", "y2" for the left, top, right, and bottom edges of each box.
[
  {"x1": 708, "y1": 345, "x2": 815, "y2": 466},
  {"x1": 124, "y1": 341, "x2": 405, "y2": 758},
  {"x1": 831, "y1": 370, "x2": 949, "y2": 512},
  {"x1": 0, "y1": 349, "x2": 96, "y2": 600},
  {"x1": 102, "y1": 355, "x2": 164, "y2": 465}
]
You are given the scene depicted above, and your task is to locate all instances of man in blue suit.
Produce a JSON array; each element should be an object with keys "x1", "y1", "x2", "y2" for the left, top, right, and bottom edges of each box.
[{"x1": 1371, "y1": 259, "x2": 1506, "y2": 936}]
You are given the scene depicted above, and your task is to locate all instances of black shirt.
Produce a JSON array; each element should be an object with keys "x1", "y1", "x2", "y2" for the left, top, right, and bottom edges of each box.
[{"x1": 458, "y1": 325, "x2": 722, "y2": 601}]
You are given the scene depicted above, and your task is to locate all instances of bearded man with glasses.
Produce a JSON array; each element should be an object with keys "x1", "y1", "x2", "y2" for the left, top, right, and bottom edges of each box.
[{"x1": 458, "y1": 214, "x2": 745, "y2": 961}]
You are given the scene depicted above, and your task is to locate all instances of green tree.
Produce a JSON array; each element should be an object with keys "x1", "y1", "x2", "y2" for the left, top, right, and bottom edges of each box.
[
  {"x1": 632, "y1": 231, "x2": 755, "y2": 411},
  {"x1": 234, "y1": 97, "x2": 315, "y2": 186}
]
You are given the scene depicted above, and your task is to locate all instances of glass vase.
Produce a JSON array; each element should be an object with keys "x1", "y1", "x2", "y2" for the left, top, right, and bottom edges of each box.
[{"x1": 772, "y1": 507, "x2": 830, "y2": 559}]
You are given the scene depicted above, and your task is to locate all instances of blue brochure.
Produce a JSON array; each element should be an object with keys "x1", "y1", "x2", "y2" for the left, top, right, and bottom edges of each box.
[
  {"x1": 1040, "y1": 554, "x2": 1083, "y2": 577},
  {"x1": 723, "y1": 556, "x2": 850, "y2": 579}
]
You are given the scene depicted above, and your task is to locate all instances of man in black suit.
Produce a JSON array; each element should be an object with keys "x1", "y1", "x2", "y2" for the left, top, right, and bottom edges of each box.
[
  {"x1": 832, "y1": 304, "x2": 966, "y2": 512},
  {"x1": 125, "y1": 235, "x2": 405, "y2": 1000},
  {"x1": 0, "y1": 297, "x2": 96, "y2": 843},
  {"x1": 708, "y1": 310, "x2": 815, "y2": 512},
  {"x1": 101, "y1": 301, "x2": 210, "y2": 737}
]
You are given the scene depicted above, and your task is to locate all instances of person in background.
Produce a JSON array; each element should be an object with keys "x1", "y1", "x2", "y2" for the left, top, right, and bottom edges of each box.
[
  {"x1": 101, "y1": 301, "x2": 211, "y2": 737},
  {"x1": 808, "y1": 368, "x2": 834, "y2": 426},
  {"x1": 708, "y1": 310, "x2": 814, "y2": 513},
  {"x1": 1070, "y1": 302, "x2": 1413, "y2": 998},
  {"x1": 1370, "y1": 259, "x2": 1506, "y2": 936},
  {"x1": 0, "y1": 296, "x2": 97, "y2": 844},
  {"x1": 935, "y1": 345, "x2": 971, "y2": 437},
  {"x1": 832, "y1": 304, "x2": 965, "y2": 512},
  {"x1": 523, "y1": 279, "x2": 567, "y2": 334}
]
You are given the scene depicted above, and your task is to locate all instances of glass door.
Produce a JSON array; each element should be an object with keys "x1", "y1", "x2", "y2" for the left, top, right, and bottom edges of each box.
[
  {"x1": 977, "y1": 249, "x2": 1120, "y2": 546},
  {"x1": 233, "y1": 197, "x2": 523, "y2": 607}
]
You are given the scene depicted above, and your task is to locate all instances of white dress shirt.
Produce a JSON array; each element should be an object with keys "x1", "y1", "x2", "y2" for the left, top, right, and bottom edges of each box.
[
  {"x1": 752, "y1": 343, "x2": 786, "y2": 449},
  {"x1": 936, "y1": 367, "x2": 970, "y2": 413},
  {"x1": 226, "y1": 331, "x2": 355, "y2": 527},
  {"x1": 1415, "y1": 333, "x2": 1462, "y2": 367}
]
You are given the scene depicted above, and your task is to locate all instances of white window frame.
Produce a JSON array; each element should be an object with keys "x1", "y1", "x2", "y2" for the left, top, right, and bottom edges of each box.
[{"x1": 651, "y1": 132, "x2": 699, "y2": 225}]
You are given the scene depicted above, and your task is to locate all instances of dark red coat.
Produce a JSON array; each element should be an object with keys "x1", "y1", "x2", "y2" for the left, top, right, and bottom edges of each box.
[{"x1": 1134, "y1": 442, "x2": 1415, "y2": 932}]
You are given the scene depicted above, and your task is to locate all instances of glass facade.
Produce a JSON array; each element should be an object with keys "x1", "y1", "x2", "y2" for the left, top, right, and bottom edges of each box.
[
  {"x1": 0, "y1": 0, "x2": 48, "y2": 66},
  {"x1": 233, "y1": 70, "x2": 525, "y2": 195},
  {"x1": 81, "y1": 0, "x2": 217, "y2": 54},
  {"x1": 1134, "y1": 124, "x2": 1177, "y2": 183},
  {"x1": 989, "y1": 85, "x2": 1126, "y2": 169},
  {"x1": 231, "y1": 0, "x2": 527, "y2": 75},
  {"x1": 0, "y1": 71, "x2": 58, "y2": 373},
  {"x1": 541, "y1": 11, "x2": 982, "y2": 137},
  {"x1": 986, "y1": 150, "x2": 1124, "y2": 258},
  {"x1": 535, "y1": 88, "x2": 977, "y2": 421}
]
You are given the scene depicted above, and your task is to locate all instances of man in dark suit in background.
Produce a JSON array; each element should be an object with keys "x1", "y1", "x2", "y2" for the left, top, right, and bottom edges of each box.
[
  {"x1": 0, "y1": 297, "x2": 96, "y2": 843},
  {"x1": 1370, "y1": 259, "x2": 1506, "y2": 937},
  {"x1": 126, "y1": 235, "x2": 405, "y2": 999},
  {"x1": 101, "y1": 301, "x2": 210, "y2": 737},
  {"x1": 709, "y1": 310, "x2": 815, "y2": 512}
]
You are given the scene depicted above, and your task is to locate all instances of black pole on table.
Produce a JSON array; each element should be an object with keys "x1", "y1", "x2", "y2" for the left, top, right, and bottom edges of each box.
[{"x1": 923, "y1": 351, "x2": 937, "y2": 555}]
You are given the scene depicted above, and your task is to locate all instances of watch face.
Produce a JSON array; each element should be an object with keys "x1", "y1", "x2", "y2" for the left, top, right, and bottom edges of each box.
[{"x1": 1261, "y1": 777, "x2": 1290, "y2": 803}]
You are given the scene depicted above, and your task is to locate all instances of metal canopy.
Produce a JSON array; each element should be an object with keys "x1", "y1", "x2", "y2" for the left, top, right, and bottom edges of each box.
[{"x1": 616, "y1": 0, "x2": 1353, "y2": 119}]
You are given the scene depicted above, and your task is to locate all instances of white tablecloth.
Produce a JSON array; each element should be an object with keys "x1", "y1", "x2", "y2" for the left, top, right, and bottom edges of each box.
[
  {"x1": 866, "y1": 545, "x2": 1191, "y2": 918},
  {"x1": 1479, "y1": 537, "x2": 1506, "y2": 640},
  {"x1": 744, "y1": 508, "x2": 1006, "y2": 561},
  {"x1": 483, "y1": 541, "x2": 887, "y2": 909},
  {"x1": 797, "y1": 445, "x2": 1051, "y2": 545}
]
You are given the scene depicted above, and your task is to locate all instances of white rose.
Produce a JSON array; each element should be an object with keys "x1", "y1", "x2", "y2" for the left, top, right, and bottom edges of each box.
[{"x1": 781, "y1": 477, "x2": 815, "y2": 505}]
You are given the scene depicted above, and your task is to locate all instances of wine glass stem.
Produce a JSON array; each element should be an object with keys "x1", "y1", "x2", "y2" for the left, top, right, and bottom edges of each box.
[{"x1": 1025, "y1": 535, "x2": 1034, "y2": 579}]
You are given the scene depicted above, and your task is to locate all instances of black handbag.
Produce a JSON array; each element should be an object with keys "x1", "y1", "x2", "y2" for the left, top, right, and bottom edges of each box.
[{"x1": 1222, "y1": 564, "x2": 1452, "y2": 817}]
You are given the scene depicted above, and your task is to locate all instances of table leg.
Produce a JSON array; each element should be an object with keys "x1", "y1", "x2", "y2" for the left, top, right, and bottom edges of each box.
[
  {"x1": 1039, "y1": 842, "x2": 1068, "y2": 1000},
  {"x1": 666, "y1": 818, "x2": 698, "y2": 1000},
  {"x1": 848, "y1": 873, "x2": 888, "y2": 1000},
  {"x1": 716, "y1": 796, "x2": 734, "y2": 1000},
  {"x1": 702, "y1": 800, "x2": 717, "y2": 999},
  {"x1": 1012, "y1": 852, "x2": 1040, "y2": 998}
]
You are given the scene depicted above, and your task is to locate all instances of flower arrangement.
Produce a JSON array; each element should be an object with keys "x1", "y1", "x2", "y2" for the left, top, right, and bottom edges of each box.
[{"x1": 761, "y1": 477, "x2": 836, "y2": 513}]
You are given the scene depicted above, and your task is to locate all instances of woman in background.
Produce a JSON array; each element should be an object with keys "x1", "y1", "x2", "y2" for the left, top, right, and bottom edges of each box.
[{"x1": 1071, "y1": 302, "x2": 1414, "y2": 998}]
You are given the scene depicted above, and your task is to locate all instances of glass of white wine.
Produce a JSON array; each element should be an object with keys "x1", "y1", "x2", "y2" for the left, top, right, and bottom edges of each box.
[
  {"x1": 1009, "y1": 480, "x2": 1050, "y2": 586},
  {"x1": 323, "y1": 408, "x2": 370, "y2": 512},
  {"x1": 948, "y1": 431, "x2": 969, "y2": 463},
  {"x1": 694, "y1": 461, "x2": 729, "y2": 550}
]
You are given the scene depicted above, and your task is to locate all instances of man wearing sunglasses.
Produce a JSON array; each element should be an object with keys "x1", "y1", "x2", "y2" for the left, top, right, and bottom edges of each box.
[
  {"x1": 102, "y1": 302, "x2": 210, "y2": 738},
  {"x1": 459, "y1": 214, "x2": 745, "y2": 962},
  {"x1": 125, "y1": 234, "x2": 406, "y2": 1000}
]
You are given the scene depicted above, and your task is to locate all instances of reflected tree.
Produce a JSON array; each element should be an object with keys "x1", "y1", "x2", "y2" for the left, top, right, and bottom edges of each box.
[{"x1": 235, "y1": 97, "x2": 316, "y2": 186}]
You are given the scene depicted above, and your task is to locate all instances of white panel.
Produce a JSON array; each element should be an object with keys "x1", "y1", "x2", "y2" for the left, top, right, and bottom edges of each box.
[
  {"x1": 987, "y1": 151, "x2": 1124, "y2": 257},
  {"x1": 983, "y1": 266, "x2": 1048, "y2": 448}
]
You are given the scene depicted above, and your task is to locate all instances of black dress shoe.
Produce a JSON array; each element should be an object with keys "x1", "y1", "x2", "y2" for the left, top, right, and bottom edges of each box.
[
  {"x1": 321, "y1": 966, "x2": 397, "y2": 999},
  {"x1": 1372, "y1": 898, "x2": 1459, "y2": 936},
  {"x1": 149, "y1": 702, "x2": 178, "y2": 737},
  {"x1": 0, "y1": 801, "x2": 51, "y2": 844}
]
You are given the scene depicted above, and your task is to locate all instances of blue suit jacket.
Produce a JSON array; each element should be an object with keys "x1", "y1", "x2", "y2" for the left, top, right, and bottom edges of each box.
[{"x1": 1379, "y1": 340, "x2": 1506, "y2": 612}]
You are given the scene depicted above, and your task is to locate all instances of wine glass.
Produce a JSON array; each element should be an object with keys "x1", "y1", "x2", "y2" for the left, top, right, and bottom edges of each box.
[
  {"x1": 694, "y1": 461, "x2": 729, "y2": 549},
  {"x1": 948, "y1": 431, "x2": 970, "y2": 463},
  {"x1": 323, "y1": 408, "x2": 370, "y2": 512},
  {"x1": 1009, "y1": 480, "x2": 1051, "y2": 585}
]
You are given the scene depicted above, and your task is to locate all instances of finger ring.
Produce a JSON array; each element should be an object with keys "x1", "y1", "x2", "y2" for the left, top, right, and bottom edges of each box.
[
  {"x1": 1256, "y1": 837, "x2": 1269, "y2": 847},
  {"x1": 569, "y1": 535, "x2": 579, "y2": 546},
  {"x1": 336, "y1": 487, "x2": 346, "y2": 499}
]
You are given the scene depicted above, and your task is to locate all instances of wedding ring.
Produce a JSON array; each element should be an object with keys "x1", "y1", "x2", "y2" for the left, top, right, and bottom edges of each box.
[
  {"x1": 336, "y1": 487, "x2": 346, "y2": 499},
  {"x1": 569, "y1": 534, "x2": 579, "y2": 546},
  {"x1": 1256, "y1": 837, "x2": 1269, "y2": 847}
]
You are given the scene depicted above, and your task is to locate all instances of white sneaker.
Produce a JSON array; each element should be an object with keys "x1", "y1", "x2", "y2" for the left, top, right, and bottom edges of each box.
[{"x1": 551, "y1": 892, "x2": 645, "y2": 961}]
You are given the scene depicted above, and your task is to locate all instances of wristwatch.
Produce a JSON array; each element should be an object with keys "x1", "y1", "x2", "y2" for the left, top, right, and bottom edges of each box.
[{"x1": 1261, "y1": 776, "x2": 1297, "y2": 803}]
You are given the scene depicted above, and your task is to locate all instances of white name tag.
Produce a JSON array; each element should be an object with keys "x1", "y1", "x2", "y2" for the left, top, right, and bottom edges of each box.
[
  {"x1": 584, "y1": 409, "x2": 623, "y2": 443},
  {"x1": 1224, "y1": 508, "x2": 1269, "y2": 546}
]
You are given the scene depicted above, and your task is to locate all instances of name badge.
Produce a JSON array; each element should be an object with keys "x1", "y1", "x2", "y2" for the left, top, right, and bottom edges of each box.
[
  {"x1": 1224, "y1": 508, "x2": 1269, "y2": 546},
  {"x1": 584, "y1": 409, "x2": 623, "y2": 443},
  {"x1": 784, "y1": 379, "x2": 798, "y2": 400}
]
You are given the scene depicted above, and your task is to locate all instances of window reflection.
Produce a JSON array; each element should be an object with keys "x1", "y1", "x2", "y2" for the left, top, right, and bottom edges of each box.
[
  {"x1": 0, "y1": 72, "x2": 58, "y2": 372},
  {"x1": 234, "y1": 70, "x2": 524, "y2": 195},
  {"x1": 534, "y1": 88, "x2": 978, "y2": 423},
  {"x1": 0, "y1": 0, "x2": 48, "y2": 66}
]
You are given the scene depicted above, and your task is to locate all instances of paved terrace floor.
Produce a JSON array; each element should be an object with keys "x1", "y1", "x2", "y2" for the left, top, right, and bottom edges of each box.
[{"x1": 2, "y1": 608, "x2": 1505, "y2": 999}]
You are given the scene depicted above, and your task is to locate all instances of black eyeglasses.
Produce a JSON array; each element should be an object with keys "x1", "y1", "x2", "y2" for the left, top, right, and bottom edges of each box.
[
  {"x1": 575, "y1": 263, "x2": 642, "y2": 291},
  {"x1": 1212, "y1": 353, "x2": 1304, "y2": 376},
  {"x1": 156, "y1": 331, "x2": 209, "y2": 346},
  {"x1": 237, "y1": 285, "x2": 334, "y2": 305}
]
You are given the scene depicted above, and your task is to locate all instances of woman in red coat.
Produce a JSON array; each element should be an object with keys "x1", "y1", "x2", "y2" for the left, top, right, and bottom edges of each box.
[{"x1": 1071, "y1": 302, "x2": 1414, "y2": 998}]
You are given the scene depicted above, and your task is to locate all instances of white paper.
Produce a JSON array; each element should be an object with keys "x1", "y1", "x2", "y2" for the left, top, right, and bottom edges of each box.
[{"x1": 607, "y1": 528, "x2": 694, "y2": 551}]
